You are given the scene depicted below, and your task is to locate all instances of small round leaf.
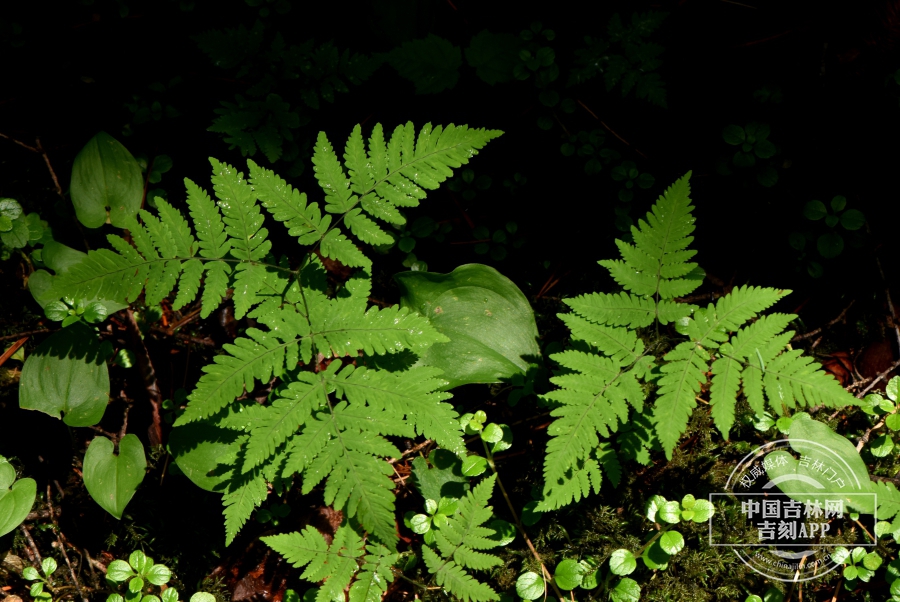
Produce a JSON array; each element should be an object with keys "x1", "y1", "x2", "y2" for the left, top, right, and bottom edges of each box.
[
  {"x1": 481, "y1": 423, "x2": 504, "y2": 443},
  {"x1": 410, "y1": 514, "x2": 431, "y2": 534},
  {"x1": 107, "y1": 560, "x2": 135, "y2": 582},
  {"x1": 722, "y1": 125, "x2": 745, "y2": 145},
  {"x1": 609, "y1": 549, "x2": 636, "y2": 576},
  {"x1": 660, "y1": 530, "x2": 685, "y2": 554},
  {"x1": 190, "y1": 594, "x2": 217, "y2": 602},
  {"x1": 803, "y1": 200, "x2": 827, "y2": 220},
  {"x1": 658, "y1": 501, "x2": 681, "y2": 523},
  {"x1": 609, "y1": 577, "x2": 640, "y2": 602},
  {"x1": 521, "y1": 500, "x2": 542, "y2": 526},
  {"x1": 817, "y1": 232, "x2": 844, "y2": 258},
  {"x1": 839, "y1": 209, "x2": 865, "y2": 230},
  {"x1": 553, "y1": 558, "x2": 585, "y2": 590},
  {"x1": 830, "y1": 195, "x2": 847, "y2": 211},
  {"x1": 516, "y1": 571, "x2": 544, "y2": 600},
  {"x1": 146, "y1": 564, "x2": 171, "y2": 586},
  {"x1": 869, "y1": 434, "x2": 894, "y2": 458},
  {"x1": 488, "y1": 519, "x2": 516, "y2": 546}
]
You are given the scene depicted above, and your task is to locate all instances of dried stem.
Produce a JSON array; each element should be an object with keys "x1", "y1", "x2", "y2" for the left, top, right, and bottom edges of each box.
[
  {"x1": 0, "y1": 328, "x2": 55, "y2": 342},
  {"x1": 46, "y1": 484, "x2": 88, "y2": 602},
  {"x1": 791, "y1": 301, "x2": 855, "y2": 342},
  {"x1": 576, "y1": 99, "x2": 648, "y2": 159},
  {"x1": 123, "y1": 309, "x2": 164, "y2": 446}
]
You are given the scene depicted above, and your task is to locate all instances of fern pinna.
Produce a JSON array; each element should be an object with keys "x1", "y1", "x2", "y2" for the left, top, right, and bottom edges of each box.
[
  {"x1": 47, "y1": 123, "x2": 501, "y2": 556},
  {"x1": 539, "y1": 172, "x2": 857, "y2": 510}
]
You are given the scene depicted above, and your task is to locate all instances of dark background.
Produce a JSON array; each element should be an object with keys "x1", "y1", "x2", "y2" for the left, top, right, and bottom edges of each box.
[{"x1": 2, "y1": 0, "x2": 900, "y2": 598}]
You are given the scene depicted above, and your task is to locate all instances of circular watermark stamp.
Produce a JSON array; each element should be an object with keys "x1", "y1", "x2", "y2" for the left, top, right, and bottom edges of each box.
[{"x1": 709, "y1": 438, "x2": 876, "y2": 582}]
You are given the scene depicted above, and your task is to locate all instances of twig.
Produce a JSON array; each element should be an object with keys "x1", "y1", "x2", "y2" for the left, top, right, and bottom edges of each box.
[
  {"x1": 35, "y1": 138, "x2": 64, "y2": 198},
  {"x1": 19, "y1": 524, "x2": 43, "y2": 566},
  {"x1": 0, "y1": 328, "x2": 55, "y2": 342},
  {"x1": 855, "y1": 357, "x2": 900, "y2": 398},
  {"x1": 576, "y1": 99, "x2": 648, "y2": 159},
  {"x1": 791, "y1": 301, "x2": 855, "y2": 342},
  {"x1": 123, "y1": 309, "x2": 164, "y2": 447},
  {"x1": 0, "y1": 336, "x2": 28, "y2": 368},
  {"x1": 856, "y1": 417, "x2": 886, "y2": 452},
  {"x1": 480, "y1": 439, "x2": 567, "y2": 601},
  {"x1": 46, "y1": 484, "x2": 88, "y2": 602},
  {"x1": 0, "y1": 132, "x2": 38, "y2": 152},
  {"x1": 389, "y1": 439, "x2": 434, "y2": 464},
  {"x1": 87, "y1": 425, "x2": 118, "y2": 441}
]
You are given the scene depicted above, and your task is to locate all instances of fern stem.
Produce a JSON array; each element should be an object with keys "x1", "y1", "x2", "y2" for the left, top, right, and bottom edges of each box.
[{"x1": 480, "y1": 439, "x2": 567, "y2": 601}]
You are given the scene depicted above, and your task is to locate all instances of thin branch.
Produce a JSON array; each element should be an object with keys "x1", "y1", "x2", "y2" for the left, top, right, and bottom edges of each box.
[
  {"x1": 0, "y1": 328, "x2": 55, "y2": 342},
  {"x1": 791, "y1": 301, "x2": 855, "y2": 342},
  {"x1": 576, "y1": 99, "x2": 648, "y2": 159},
  {"x1": 35, "y1": 138, "x2": 64, "y2": 198},
  {"x1": 0, "y1": 336, "x2": 28, "y2": 368},
  {"x1": 19, "y1": 524, "x2": 43, "y2": 567},
  {"x1": 855, "y1": 357, "x2": 900, "y2": 398},
  {"x1": 46, "y1": 484, "x2": 88, "y2": 602},
  {"x1": 123, "y1": 309, "x2": 164, "y2": 447},
  {"x1": 0, "y1": 132, "x2": 38, "y2": 152}
]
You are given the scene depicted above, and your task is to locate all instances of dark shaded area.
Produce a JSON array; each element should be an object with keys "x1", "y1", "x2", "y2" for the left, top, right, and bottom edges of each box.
[{"x1": 2, "y1": 0, "x2": 900, "y2": 600}]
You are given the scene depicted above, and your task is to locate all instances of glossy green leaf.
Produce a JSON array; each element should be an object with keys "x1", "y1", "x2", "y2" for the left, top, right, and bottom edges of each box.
[
  {"x1": 167, "y1": 421, "x2": 239, "y2": 492},
  {"x1": 41, "y1": 558, "x2": 57, "y2": 576},
  {"x1": 481, "y1": 423, "x2": 504, "y2": 443},
  {"x1": 0, "y1": 456, "x2": 36, "y2": 537},
  {"x1": 690, "y1": 499, "x2": 715, "y2": 522},
  {"x1": 766, "y1": 415, "x2": 874, "y2": 514},
  {"x1": 145, "y1": 564, "x2": 172, "y2": 586},
  {"x1": 83, "y1": 435, "x2": 147, "y2": 519},
  {"x1": 516, "y1": 571, "x2": 544, "y2": 600},
  {"x1": 70, "y1": 131, "x2": 143, "y2": 228},
  {"x1": 646, "y1": 495, "x2": 667, "y2": 522},
  {"x1": 609, "y1": 577, "x2": 640, "y2": 602},
  {"x1": 553, "y1": 558, "x2": 585, "y2": 590},
  {"x1": 19, "y1": 322, "x2": 110, "y2": 427},
  {"x1": 658, "y1": 501, "x2": 681, "y2": 523},
  {"x1": 609, "y1": 549, "x2": 636, "y2": 576},
  {"x1": 460, "y1": 455, "x2": 487, "y2": 476},
  {"x1": 722, "y1": 125, "x2": 745, "y2": 145},
  {"x1": 659, "y1": 530, "x2": 684, "y2": 554},
  {"x1": 488, "y1": 519, "x2": 515, "y2": 546},
  {"x1": 395, "y1": 264, "x2": 540, "y2": 389},
  {"x1": 870, "y1": 434, "x2": 894, "y2": 457},
  {"x1": 190, "y1": 594, "x2": 216, "y2": 602},
  {"x1": 22, "y1": 566, "x2": 40, "y2": 581},
  {"x1": 107, "y1": 560, "x2": 135, "y2": 582}
]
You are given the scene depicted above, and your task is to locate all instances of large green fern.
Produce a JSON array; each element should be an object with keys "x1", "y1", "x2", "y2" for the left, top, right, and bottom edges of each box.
[
  {"x1": 45, "y1": 122, "x2": 501, "y2": 551},
  {"x1": 539, "y1": 172, "x2": 857, "y2": 509}
]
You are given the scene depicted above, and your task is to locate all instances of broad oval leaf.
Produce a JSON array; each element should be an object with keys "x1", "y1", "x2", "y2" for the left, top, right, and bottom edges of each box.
[
  {"x1": 70, "y1": 131, "x2": 143, "y2": 228},
  {"x1": 83, "y1": 435, "x2": 147, "y2": 519},
  {"x1": 19, "y1": 322, "x2": 110, "y2": 427},
  {"x1": 0, "y1": 456, "x2": 36, "y2": 537},
  {"x1": 395, "y1": 264, "x2": 540, "y2": 389},
  {"x1": 167, "y1": 422, "x2": 239, "y2": 492}
]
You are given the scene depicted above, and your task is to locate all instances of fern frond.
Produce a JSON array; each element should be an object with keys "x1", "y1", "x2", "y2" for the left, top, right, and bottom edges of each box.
[
  {"x1": 349, "y1": 544, "x2": 398, "y2": 602},
  {"x1": 423, "y1": 475, "x2": 501, "y2": 602},
  {"x1": 599, "y1": 172, "x2": 701, "y2": 302},
  {"x1": 653, "y1": 340, "x2": 709, "y2": 458},
  {"x1": 684, "y1": 286, "x2": 787, "y2": 347},
  {"x1": 222, "y1": 471, "x2": 267, "y2": 545},
  {"x1": 247, "y1": 159, "x2": 331, "y2": 246},
  {"x1": 760, "y1": 349, "x2": 853, "y2": 412},
  {"x1": 263, "y1": 525, "x2": 364, "y2": 602},
  {"x1": 558, "y1": 314, "x2": 644, "y2": 364},
  {"x1": 422, "y1": 546, "x2": 498, "y2": 602}
]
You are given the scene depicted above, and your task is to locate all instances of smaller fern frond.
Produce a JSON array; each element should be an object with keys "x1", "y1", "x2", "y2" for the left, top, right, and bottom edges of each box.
[
  {"x1": 349, "y1": 544, "x2": 398, "y2": 602},
  {"x1": 248, "y1": 159, "x2": 331, "y2": 246},
  {"x1": 653, "y1": 340, "x2": 710, "y2": 458},
  {"x1": 599, "y1": 172, "x2": 702, "y2": 302},
  {"x1": 223, "y1": 471, "x2": 267, "y2": 545},
  {"x1": 423, "y1": 474, "x2": 501, "y2": 602},
  {"x1": 263, "y1": 524, "x2": 365, "y2": 602}
]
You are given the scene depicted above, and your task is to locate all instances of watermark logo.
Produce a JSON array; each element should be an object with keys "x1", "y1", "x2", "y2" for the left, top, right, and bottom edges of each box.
[{"x1": 709, "y1": 438, "x2": 876, "y2": 582}]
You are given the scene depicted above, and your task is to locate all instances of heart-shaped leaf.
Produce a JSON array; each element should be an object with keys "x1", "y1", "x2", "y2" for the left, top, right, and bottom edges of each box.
[
  {"x1": 19, "y1": 323, "x2": 110, "y2": 427},
  {"x1": 167, "y1": 422, "x2": 239, "y2": 492},
  {"x1": 395, "y1": 264, "x2": 541, "y2": 389},
  {"x1": 70, "y1": 131, "x2": 143, "y2": 228},
  {"x1": 0, "y1": 456, "x2": 36, "y2": 537},
  {"x1": 83, "y1": 435, "x2": 146, "y2": 519}
]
